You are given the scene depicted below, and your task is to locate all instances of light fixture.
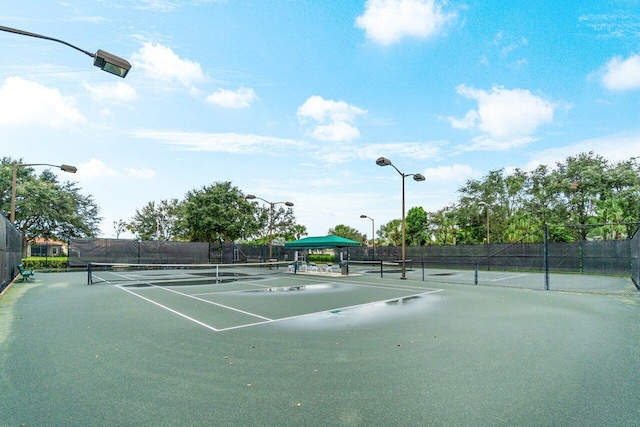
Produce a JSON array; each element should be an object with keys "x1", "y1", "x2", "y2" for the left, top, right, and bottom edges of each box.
[{"x1": 0, "y1": 25, "x2": 131, "y2": 78}]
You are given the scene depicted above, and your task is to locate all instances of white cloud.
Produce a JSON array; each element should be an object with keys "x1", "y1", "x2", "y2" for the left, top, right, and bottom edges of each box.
[
  {"x1": 206, "y1": 87, "x2": 257, "y2": 109},
  {"x1": 75, "y1": 158, "x2": 157, "y2": 181},
  {"x1": 75, "y1": 158, "x2": 120, "y2": 180},
  {"x1": 601, "y1": 54, "x2": 640, "y2": 90},
  {"x1": 421, "y1": 164, "x2": 478, "y2": 183},
  {"x1": 130, "y1": 130, "x2": 308, "y2": 154},
  {"x1": 297, "y1": 96, "x2": 367, "y2": 142},
  {"x1": 130, "y1": 42, "x2": 206, "y2": 87},
  {"x1": 0, "y1": 77, "x2": 85, "y2": 128},
  {"x1": 316, "y1": 141, "x2": 443, "y2": 164},
  {"x1": 449, "y1": 85, "x2": 555, "y2": 150},
  {"x1": 449, "y1": 110, "x2": 479, "y2": 130},
  {"x1": 459, "y1": 135, "x2": 536, "y2": 152},
  {"x1": 355, "y1": 0, "x2": 456, "y2": 46},
  {"x1": 525, "y1": 133, "x2": 640, "y2": 170},
  {"x1": 124, "y1": 167, "x2": 157, "y2": 179},
  {"x1": 83, "y1": 81, "x2": 137, "y2": 102}
]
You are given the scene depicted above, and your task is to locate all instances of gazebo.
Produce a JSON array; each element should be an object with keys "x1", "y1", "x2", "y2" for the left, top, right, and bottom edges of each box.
[
  {"x1": 284, "y1": 235, "x2": 361, "y2": 250},
  {"x1": 284, "y1": 235, "x2": 361, "y2": 274}
]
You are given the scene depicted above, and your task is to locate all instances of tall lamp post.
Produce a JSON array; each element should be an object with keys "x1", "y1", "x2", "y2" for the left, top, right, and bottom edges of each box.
[
  {"x1": 11, "y1": 162, "x2": 78, "y2": 224},
  {"x1": 360, "y1": 214, "x2": 375, "y2": 260},
  {"x1": 376, "y1": 157, "x2": 425, "y2": 279},
  {"x1": 478, "y1": 201, "x2": 491, "y2": 244},
  {"x1": 245, "y1": 195, "x2": 294, "y2": 260},
  {"x1": 0, "y1": 25, "x2": 131, "y2": 77}
]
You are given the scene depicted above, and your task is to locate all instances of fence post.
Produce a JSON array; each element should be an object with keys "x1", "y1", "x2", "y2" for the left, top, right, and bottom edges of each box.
[{"x1": 544, "y1": 224, "x2": 550, "y2": 290}]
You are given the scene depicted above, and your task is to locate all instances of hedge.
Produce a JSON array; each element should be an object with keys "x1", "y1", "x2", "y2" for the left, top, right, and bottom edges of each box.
[{"x1": 22, "y1": 257, "x2": 68, "y2": 270}]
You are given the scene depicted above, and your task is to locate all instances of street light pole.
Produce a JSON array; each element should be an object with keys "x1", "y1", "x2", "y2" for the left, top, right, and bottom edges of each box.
[
  {"x1": 376, "y1": 157, "x2": 425, "y2": 279},
  {"x1": 360, "y1": 215, "x2": 375, "y2": 260},
  {"x1": 478, "y1": 201, "x2": 490, "y2": 244},
  {"x1": 10, "y1": 162, "x2": 77, "y2": 224},
  {"x1": 0, "y1": 25, "x2": 131, "y2": 77},
  {"x1": 245, "y1": 195, "x2": 294, "y2": 260}
]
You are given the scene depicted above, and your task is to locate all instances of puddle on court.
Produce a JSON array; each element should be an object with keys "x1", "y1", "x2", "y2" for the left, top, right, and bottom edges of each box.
[
  {"x1": 277, "y1": 292, "x2": 441, "y2": 331},
  {"x1": 251, "y1": 283, "x2": 335, "y2": 293}
]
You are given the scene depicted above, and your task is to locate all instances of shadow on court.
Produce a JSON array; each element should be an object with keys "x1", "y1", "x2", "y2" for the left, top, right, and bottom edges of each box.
[{"x1": 1, "y1": 271, "x2": 639, "y2": 426}]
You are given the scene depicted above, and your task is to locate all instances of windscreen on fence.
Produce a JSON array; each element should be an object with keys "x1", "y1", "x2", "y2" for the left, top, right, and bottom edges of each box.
[
  {"x1": 1, "y1": 215, "x2": 22, "y2": 293},
  {"x1": 69, "y1": 238, "x2": 210, "y2": 266},
  {"x1": 69, "y1": 238, "x2": 288, "y2": 266}
]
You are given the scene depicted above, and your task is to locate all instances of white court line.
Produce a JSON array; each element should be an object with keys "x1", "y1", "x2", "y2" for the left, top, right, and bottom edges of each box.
[
  {"x1": 490, "y1": 273, "x2": 529, "y2": 282},
  {"x1": 117, "y1": 285, "x2": 219, "y2": 332},
  {"x1": 150, "y1": 285, "x2": 273, "y2": 321}
]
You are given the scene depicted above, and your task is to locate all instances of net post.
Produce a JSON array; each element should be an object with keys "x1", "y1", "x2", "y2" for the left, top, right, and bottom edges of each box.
[
  {"x1": 379, "y1": 260, "x2": 383, "y2": 278},
  {"x1": 474, "y1": 262, "x2": 478, "y2": 285},
  {"x1": 87, "y1": 262, "x2": 92, "y2": 285}
]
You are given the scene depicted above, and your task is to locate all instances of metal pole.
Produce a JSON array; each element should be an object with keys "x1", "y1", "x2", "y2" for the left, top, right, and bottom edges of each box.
[
  {"x1": 372, "y1": 218, "x2": 375, "y2": 260},
  {"x1": 544, "y1": 223, "x2": 550, "y2": 290},
  {"x1": 401, "y1": 174, "x2": 406, "y2": 279},
  {"x1": 10, "y1": 162, "x2": 17, "y2": 224},
  {"x1": 268, "y1": 202, "x2": 273, "y2": 260},
  {"x1": 486, "y1": 208, "x2": 490, "y2": 245}
]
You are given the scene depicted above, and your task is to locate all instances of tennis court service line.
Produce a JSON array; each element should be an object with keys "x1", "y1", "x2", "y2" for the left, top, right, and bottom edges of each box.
[
  {"x1": 490, "y1": 273, "x2": 529, "y2": 282},
  {"x1": 148, "y1": 284, "x2": 273, "y2": 321},
  {"x1": 117, "y1": 285, "x2": 220, "y2": 332}
]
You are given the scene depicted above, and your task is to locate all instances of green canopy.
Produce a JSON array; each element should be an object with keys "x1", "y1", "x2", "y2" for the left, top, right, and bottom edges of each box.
[{"x1": 284, "y1": 235, "x2": 361, "y2": 250}]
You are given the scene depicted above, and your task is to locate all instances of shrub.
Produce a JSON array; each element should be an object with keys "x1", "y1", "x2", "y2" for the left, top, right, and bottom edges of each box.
[
  {"x1": 22, "y1": 257, "x2": 68, "y2": 270},
  {"x1": 307, "y1": 254, "x2": 335, "y2": 263}
]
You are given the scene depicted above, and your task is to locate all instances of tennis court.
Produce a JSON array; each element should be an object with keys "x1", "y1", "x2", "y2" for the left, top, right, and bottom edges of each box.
[
  {"x1": 1, "y1": 267, "x2": 639, "y2": 426},
  {"x1": 88, "y1": 262, "x2": 444, "y2": 332}
]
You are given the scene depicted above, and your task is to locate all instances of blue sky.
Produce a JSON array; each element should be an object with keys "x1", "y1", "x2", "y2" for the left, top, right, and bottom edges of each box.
[{"x1": 1, "y1": 0, "x2": 639, "y2": 239}]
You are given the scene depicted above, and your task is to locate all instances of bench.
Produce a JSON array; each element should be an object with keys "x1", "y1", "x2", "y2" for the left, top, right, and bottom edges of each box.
[{"x1": 18, "y1": 264, "x2": 35, "y2": 282}]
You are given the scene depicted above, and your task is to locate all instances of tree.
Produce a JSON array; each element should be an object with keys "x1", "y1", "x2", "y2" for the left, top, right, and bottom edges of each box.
[
  {"x1": 248, "y1": 203, "x2": 298, "y2": 244},
  {"x1": 405, "y1": 206, "x2": 428, "y2": 245},
  {"x1": 378, "y1": 219, "x2": 402, "y2": 246},
  {"x1": 181, "y1": 182, "x2": 258, "y2": 243},
  {"x1": 291, "y1": 224, "x2": 308, "y2": 240},
  {"x1": 0, "y1": 158, "x2": 101, "y2": 245},
  {"x1": 554, "y1": 152, "x2": 608, "y2": 239},
  {"x1": 428, "y1": 206, "x2": 459, "y2": 245},
  {"x1": 113, "y1": 220, "x2": 128, "y2": 239},
  {"x1": 327, "y1": 224, "x2": 366, "y2": 243},
  {"x1": 128, "y1": 199, "x2": 183, "y2": 241}
]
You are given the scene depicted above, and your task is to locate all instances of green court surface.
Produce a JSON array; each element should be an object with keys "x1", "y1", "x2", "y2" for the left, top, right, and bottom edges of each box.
[{"x1": 1, "y1": 271, "x2": 639, "y2": 426}]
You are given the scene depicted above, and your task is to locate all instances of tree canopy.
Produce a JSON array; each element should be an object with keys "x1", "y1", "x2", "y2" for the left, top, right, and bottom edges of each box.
[{"x1": 0, "y1": 157, "x2": 101, "y2": 243}]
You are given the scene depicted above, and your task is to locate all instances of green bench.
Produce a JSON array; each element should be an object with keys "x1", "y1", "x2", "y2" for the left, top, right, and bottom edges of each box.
[{"x1": 18, "y1": 264, "x2": 35, "y2": 282}]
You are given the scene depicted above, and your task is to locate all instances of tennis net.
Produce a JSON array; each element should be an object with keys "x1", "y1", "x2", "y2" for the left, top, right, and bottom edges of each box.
[
  {"x1": 346, "y1": 260, "x2": 406, "y2": 277},
  {"x1": 88, "y1": 261, "x2": 290, "y2": 286}
]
